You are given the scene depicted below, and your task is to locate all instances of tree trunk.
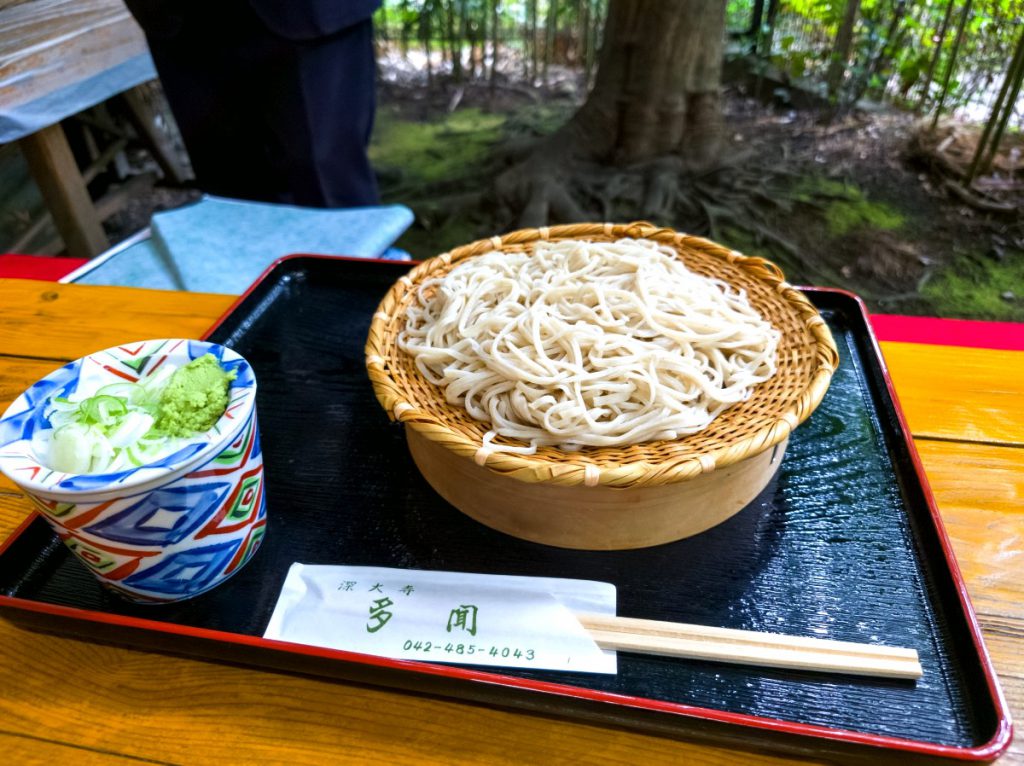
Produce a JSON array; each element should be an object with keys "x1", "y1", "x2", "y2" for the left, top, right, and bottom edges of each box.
[
  {"x1": 584, "y1": 0, "x2": 600, "y2": 88},
  {"x1": 827, "y1": 0, "x2": 862, "y2": 97},
  {"x1": 931, "y1": 0, "x2": 973, "y2": 129},
  {"x1": 747, "y1": 0, "x2": 766, "y2": 53},
  {"x1": 459, "y1": 0, "x2": 472, "y2": 78},
  {"x1": 862, "y1": 0, "x2": 908, "y2": 99},
  {"x1": 495, "y1": 0, "x2": 729, "y2": 227},
  {"x1": 438, "y1": 2, "x2": 449, "y2": 66},
  {"x1": 400, "y1": 17, "x2": 410, "y2": 59},
  {"x1": 917, "y1": 0, "x2": 956, "y2": 111},
  {"x1": 529, "y1": 0, "x2": 538, "y2": 82},
  {"x1": 490, "y1": 0, "x2": 500, "y2": 89},
  {"x1": 378, "y1": 4, "x2": 389, "y2": 44},
  {"x1": 542, "y1": 0, "x2": 556, "y2": 86},
  {"x1": 554, "y1": 0, "x2": 726, "y2": 166},
  {"x1": 421, "y1": 10, "x2": 433, "y2": 87},
  {"x1": 577, "y1": 0, "x2": 587, "y2": 68},
  {"x1": 761, "y1": 0, "x2": 780, "y2": 56},
  {"x1": 447, "y1": 1, "x2": 462, "y2": 81}
]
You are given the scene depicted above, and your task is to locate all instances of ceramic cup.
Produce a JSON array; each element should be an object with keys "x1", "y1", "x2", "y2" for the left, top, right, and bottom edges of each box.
[{"x1": 0, "y1": 339, "x2": 266, "y2": 604}]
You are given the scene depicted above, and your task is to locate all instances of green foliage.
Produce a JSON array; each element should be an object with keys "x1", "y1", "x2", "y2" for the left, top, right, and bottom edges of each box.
[
  {"x1": 896, "y1": 50, "x2": 930, "y2": 95},
  {"x1": 727, "y1": 0, "x2": 757, "y2": 31},
  {"x1": 785, "y1": 0, "x2": 844, "y2": 29},
  {"x1": 728, "y1": 0, "x2": 1024, "y2": 116},
  {"x1": 378, "y1": 0, "x2": 1022, "y2": 122},
  {"x1": 376, "y1": 1, "x2": 606, "y2": 69}
]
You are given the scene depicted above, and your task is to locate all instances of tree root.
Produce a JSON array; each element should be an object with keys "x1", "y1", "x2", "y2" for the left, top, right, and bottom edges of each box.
[
  {"x1": 943, "y1": 180, "x2": 1017, "y2": 214},
  {"x1": 473, "y1": 133, "x2": 926, "y2": 303},
  {"x1": 493, "y1": 147, "x2": 818, "y2": 267},
  {"x1": 494, "y1": 156, "x2": 589, "y2": 229}
]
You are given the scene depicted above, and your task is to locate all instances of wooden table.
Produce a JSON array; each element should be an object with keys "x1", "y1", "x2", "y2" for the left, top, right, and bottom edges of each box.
[{"x1": 0, "y1": 279, "x2": 1021, "y2": 765}]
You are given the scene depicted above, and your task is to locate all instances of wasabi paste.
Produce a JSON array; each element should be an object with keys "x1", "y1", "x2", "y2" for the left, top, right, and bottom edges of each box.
[{"x1": 156, "y1": 354, "x2": 236, "y2": 437}]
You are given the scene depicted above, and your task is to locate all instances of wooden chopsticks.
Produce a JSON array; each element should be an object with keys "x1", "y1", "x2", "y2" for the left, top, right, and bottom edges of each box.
[{"x1": 576, "y1": 613, "x2": 922, "y2": 680}]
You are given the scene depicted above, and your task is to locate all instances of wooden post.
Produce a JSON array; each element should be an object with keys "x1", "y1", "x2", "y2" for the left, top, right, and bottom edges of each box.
[{"x1": 19, "y1": 123, "x2": 108, "y2": 259}]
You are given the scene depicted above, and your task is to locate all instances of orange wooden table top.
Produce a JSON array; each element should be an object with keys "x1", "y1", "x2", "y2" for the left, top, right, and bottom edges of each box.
[{"x1": 0, "y1": 278, "x2": 1021, "y2": 765}]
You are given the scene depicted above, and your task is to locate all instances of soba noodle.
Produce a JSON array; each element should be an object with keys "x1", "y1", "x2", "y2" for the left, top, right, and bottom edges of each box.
[{"x1": 398, "y1": 238, "x2": 780, "y2": 453}]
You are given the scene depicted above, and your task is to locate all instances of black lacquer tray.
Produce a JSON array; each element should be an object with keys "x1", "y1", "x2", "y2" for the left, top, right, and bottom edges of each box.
[{"x1": 0, "y1": 256, "x2": 1010, "y2": 762}]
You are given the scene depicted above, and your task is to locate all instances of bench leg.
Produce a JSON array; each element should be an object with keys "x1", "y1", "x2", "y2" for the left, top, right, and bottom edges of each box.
[
  {"x1": 121, "y1": 84, "x2": 191, "y2": 186},
  {"x1": 19, "y1": 123, "x2": 109, "y2": 259}
]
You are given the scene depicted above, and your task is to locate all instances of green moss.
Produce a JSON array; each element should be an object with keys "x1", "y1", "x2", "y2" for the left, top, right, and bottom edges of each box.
[
  {"x1": 923, "y1": 250, "x2": 1024, "y2": 321},
  {"x1": 791, "y1": 176, "x2": 851, "y2": 202},
  {"x1": 824, "y1": 199, "x2": 905, "y2": 236},
  {"x1": 370, "y1": 106, "x2": 504, "y2": 186},
  {"x1": 791, "y1": 176, "x2": 905, "y2": 236}
]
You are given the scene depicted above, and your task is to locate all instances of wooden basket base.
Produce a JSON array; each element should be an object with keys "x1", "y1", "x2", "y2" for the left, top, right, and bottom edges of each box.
[{"x1": 406, "y1": 429, "x2": 789, "y2": 550}]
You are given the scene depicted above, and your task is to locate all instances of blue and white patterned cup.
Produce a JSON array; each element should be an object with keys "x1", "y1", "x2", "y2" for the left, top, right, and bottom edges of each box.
[{"x1": 0, "y1": 339, "x2": 266, "y2": 603}]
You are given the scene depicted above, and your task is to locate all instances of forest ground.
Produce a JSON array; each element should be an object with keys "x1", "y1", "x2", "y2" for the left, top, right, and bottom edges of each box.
[
  {"x1": 2, "y1": 59, "x2": 1019, "y2": 322},
  {"x1": 372, "y1": 66, "x2": 1024, "y2": 322}
]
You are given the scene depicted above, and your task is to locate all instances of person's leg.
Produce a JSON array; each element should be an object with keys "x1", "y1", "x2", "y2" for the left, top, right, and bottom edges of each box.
[
  {"x1": 263, "y1": 19, "x2": 381, "y2": 207},
  {"x1": 128, "y1": 0, "x2": 292, "y2": 202},
  {"x1": 155, "y1": 57, "x2": 290, "y2": 202},
  {"x1": 127, "y1": 1, "x2": 379, "y2": 207}
]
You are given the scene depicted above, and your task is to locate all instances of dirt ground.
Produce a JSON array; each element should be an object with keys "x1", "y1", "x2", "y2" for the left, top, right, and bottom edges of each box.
[{"x1": 731, "y1": 97, "x2": 1024, "y2": 321}]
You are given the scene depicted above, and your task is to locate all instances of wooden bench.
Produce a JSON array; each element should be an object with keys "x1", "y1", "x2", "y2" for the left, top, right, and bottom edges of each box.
[{"x1": 0, "y1": 0, "x2": 185, "y2": 259}]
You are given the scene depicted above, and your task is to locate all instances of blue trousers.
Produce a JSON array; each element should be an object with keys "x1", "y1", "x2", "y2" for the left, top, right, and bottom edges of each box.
[{"x1": 127, "y1": 1, "x2": 380, "y2": 207}]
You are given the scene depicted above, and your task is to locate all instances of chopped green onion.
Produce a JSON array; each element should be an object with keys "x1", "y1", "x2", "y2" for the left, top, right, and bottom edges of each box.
[
  {"x1": 77, "y1": 395, "x2": 128, "y2": 426},
  {"x1": 42, "y1": 362, "x2": 184, "y2": 474}
]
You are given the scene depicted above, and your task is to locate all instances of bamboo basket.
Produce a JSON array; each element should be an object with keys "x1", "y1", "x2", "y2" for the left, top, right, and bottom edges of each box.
[{"x1": 366, "y1": 222, "x2": 839, "y2": 550}]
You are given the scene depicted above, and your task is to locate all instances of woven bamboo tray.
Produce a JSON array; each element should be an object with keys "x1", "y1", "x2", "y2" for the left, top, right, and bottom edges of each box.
[{"x1": 366, "y1": 222, "x2": 839, "y2": 549}]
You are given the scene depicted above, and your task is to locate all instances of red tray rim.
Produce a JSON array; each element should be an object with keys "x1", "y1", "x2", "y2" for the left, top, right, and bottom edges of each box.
[{"x1": 0, "y1": 253, "x2": 1013, "y2": 762}]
